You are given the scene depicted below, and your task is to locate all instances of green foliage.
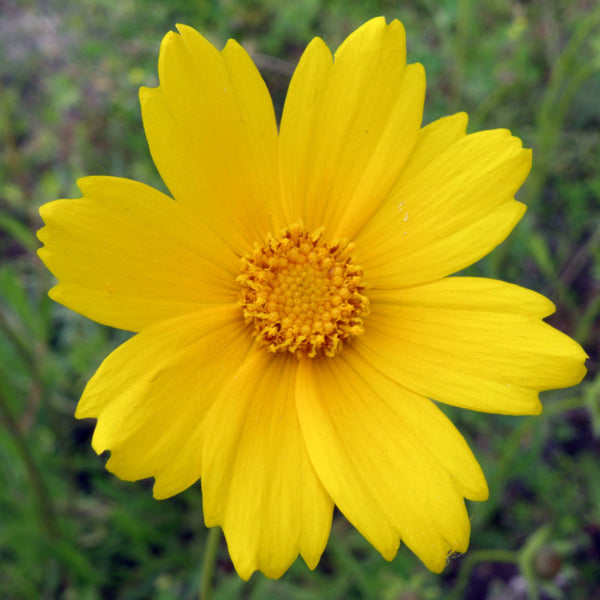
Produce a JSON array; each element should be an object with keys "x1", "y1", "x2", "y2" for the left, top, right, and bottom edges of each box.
[{"x1": 1, "y1": 0, "x2": 599, "y2": 598}]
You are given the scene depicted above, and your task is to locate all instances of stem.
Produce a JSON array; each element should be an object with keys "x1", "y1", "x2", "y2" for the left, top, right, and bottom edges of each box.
[
  {"x1": 0, "y1": 309, "x2": 45, "y2": 389},
  {"x1": 0, "y1": 386, "x2": 56, "y2": 539},
  {"x1": 543, "y1": 395, "x2": 589, "y2": 417},
  {"x1": 200, "y1": 527, "x2": 222, "y2": 600},
  {"x1": 0, "y1": 79, "x2": 28, "y2": 193},
  {"x1": 574, "y1": 293, "x2": 600, "y2": 346},
  {"x1": 451, "y1": 0, "x2": 472, "y2": 110},
  {"x1": 560, "y1": 210, "x2": 600, "y2": 288},
  {"x1": 452, "y1": 549, "x2": 517, "y2": 599},
  {"x1": 526, "y1": 7, "x2": 600, "y2": 210}
]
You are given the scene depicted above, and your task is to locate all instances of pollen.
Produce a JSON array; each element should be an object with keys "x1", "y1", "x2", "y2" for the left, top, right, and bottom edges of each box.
[{"x1": 238, "y1": 225, "x2": 369, "y2": 358}]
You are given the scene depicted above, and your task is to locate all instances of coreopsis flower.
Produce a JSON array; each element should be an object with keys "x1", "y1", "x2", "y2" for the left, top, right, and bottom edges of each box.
[{"x1": 37, "y1": 18, "x2": 587, "y2": 579}]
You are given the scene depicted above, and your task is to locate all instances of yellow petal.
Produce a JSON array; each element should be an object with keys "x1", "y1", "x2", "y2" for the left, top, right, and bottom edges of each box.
[
  {"x1": 201, "y1": 351, "x2": 333, "y2": 579},
  {"x1": 360, "y1": 277, "x2": 587, "y2": 414},
  {"x1": 277, "y1": 36, "x2": 332, "y2": 226},
  {"x1": 37, "y1": 177, "x2": 238, "y2": 332},
  {"x1": 296, "y1": 352, "x2": 478, "y2": 572},
  {"x1": 366, "y1": 200, "x2": 526, "y2": 288},
  {"x1": 76, "y1": 305, "x2": 250, "y2": 498},
  {"x1": 140, "y1": 26, "x2": 280, "y2": 252},
  {"x1": 397, "y1": 112, "x2": 468, "y2": 183},
  {"x1": 357, "y1": 129, "x2": 532, "y2": 287},
  {"x1": 279, "y1": 17, "x2": 425, "y2": 240}
]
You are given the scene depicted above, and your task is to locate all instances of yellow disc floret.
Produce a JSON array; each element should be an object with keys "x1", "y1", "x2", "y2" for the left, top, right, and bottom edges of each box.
[{"x1": 238, "y1": 225, "x2": 369, "y2": 358}]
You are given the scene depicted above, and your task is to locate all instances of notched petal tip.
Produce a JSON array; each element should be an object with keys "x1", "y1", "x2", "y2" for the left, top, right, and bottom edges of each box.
[
  {"x1": 344, "y1": 15, "x2": 397, "y2": 40},
  {"x1": 174, "y1": 23, "x2": 224, "y2": 55},
  {"x1": 462, "y1": 463, "x2": 490, "y2": 502},
  {"x1": 74, "y1": 175, "x2": 115, "y2": 196},
  {"x1": 529, "y1": 399, "x2": 544, "y2": 416},
  {"x1": 379, "y1": 540, "x2": 401, "y2": 562},
  {"x1": 429, "y1": 110, "x2": 468, "y2": 133},
  {"x1": 155, "y1": 28, "x2": 195, "y2": 85},
  {"x1": 386, "y1": 18, "x2": 407, "y2": 47},
  {"x1": 222, "y1": 37, "x2": 243, "y2": 54},
  {"x1": 416, "y1": 527, "x2": 470, "y2": 573},
  {"x1": 175, "y1": 23, "x2": 194, "y2": 36},
  {"x1": 73, "y1": 403, "x2": 91, "y2": 421},
  {"x1": 474, "y1": 479, "x2": 490, "y2": 502},
  {"x1": 37, "y1": 196, "x2": 65, "y2": 225},
  {"x1": 159, "y1": 29, "x2": 180, "y2": 52},
  {"x1": 231, "y1": 557, "x2": 255, "y2": 582},
  {"x1": 301, "y1": 547, "x2": 325, "y2": 571},
  {"x1": 558, "y1": 354, "x2": 588, "y2": 388},
  {"x1": 404, "y1": 61, "x2": 426, "y2": 94},
  {"x1": 522, "y1": 146, "x2": 533, "y2": 173},
  {"x1": 138, "y1": 85, "x2": 155, "y2": 103},
  {"x1": 90, "y1": 427, "x2": 108, "y2": 455},
  {"x1": 152, "y1": 478, "x2": 180, "y2": 500},
  {"x1": 455, "y1": 110, "x2": 469, "y2": 125},
  {"x1": 303, "y1": 35, "x2": 333, "y2": 60},
  {"x1": 334, "y1": 15, "x2": 406, "y2": 64}
]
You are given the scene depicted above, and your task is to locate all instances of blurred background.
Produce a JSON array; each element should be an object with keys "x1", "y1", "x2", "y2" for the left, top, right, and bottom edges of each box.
[{"x1": 1, "y1": 0, "x2": 599, "y2": 598}]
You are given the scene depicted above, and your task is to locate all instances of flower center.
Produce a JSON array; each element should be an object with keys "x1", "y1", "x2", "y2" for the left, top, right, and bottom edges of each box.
[{"x1": 238, "y1": 225, "x2": 369, "y2": 358}]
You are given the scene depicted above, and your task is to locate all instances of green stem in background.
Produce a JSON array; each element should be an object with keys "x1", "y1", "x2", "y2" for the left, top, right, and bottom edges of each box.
[
  {"x1": 483, "y1": 7, "x2": 600, "y2": 282},
  {"x1": 561, "y1": 219, "x2": 600, "y2": 291},
  {"x1": 0, "y1": 309, "x2": 45, "y2": 390},
  {"x1": 575, "y1": 293, "x2": 600, "y2": 346},
  {"x1": 543, "y1": 395, "x2": 590, "y2": 417},
  {"x1": 0, "y1": 79, "x2": 28, "y2": 194},
  {"x1": 452, "y1": 527, "x2": 557, "y2": 600},
  {"x1": 538, "y1": 5, "x2": 600, "y2": 122},
  {"x1": 472, "y1": 394, "x2": 588, "y2": 528},
  {"x1": 200, "y1": 526, "x2": 222, "y2": 600},
  {"x1": 518, "y1": 526, "x2": 553, "y2": 600},
  {"x1": 451, "y1": 549, "x2": 517, "y2": 600},
  {"x1": 525, "y1": 6, "x2": 600, "y2": 210},
  {"x1": 0, "y1": 307, "x2": 47, "y2": 435},
  {"x1": 326, "y1": 525, "x2": 375, "y2": 599},
  {"x1": 526, "y1": 60, "x2": 600, "y2": 210},
  {"x1": 471, "y1": 416, "x2": 536, "y2": 528},
  {"x1": 450, "y1": 0, "x2": 473, "y2": 111},
  {"x1": 0, "y1": 386, "x2": 56, "y2": 540}
]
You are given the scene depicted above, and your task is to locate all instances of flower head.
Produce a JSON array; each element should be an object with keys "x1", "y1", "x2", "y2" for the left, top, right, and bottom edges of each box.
[{"x1": 37, "y1": 18, "x2": 587, "y2": 579}]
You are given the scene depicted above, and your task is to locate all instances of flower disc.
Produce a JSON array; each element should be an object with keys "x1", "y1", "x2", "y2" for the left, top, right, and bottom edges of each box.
[{"x1": 238, "y1": 226, "x2": 369, "y2": 357}]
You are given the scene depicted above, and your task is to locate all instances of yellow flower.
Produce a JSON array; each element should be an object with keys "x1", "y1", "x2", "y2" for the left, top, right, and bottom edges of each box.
[{"x1": 37, "y1": 18, "x2": 586, "y2": 579}]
